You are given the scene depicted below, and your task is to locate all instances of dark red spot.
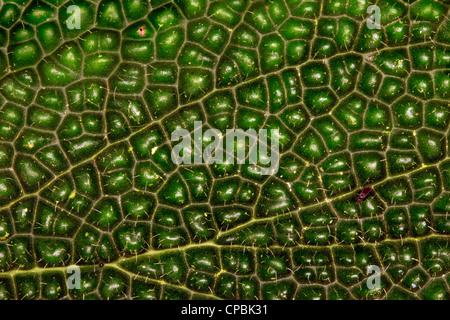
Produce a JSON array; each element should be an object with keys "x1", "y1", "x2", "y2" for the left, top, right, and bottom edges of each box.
[
  {"x1": 99, "y1": 263, "x2": 104, "y2": 267},
  {"x1": 356, "y1": 186, "x2": 372, "y2": 203},
  {"x1": 138, "y1": 25, "x2": 147, "y2": 37}
]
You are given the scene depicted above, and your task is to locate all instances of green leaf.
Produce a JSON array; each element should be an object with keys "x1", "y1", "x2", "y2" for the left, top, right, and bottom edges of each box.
[{"x1": 0, "y1": 0, "x2": 448, "y2": 300}]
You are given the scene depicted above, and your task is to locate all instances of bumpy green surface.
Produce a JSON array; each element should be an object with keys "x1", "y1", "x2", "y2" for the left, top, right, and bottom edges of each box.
[{"x1": 0, "y1": 0, "x2": 448, "y2": 300}]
